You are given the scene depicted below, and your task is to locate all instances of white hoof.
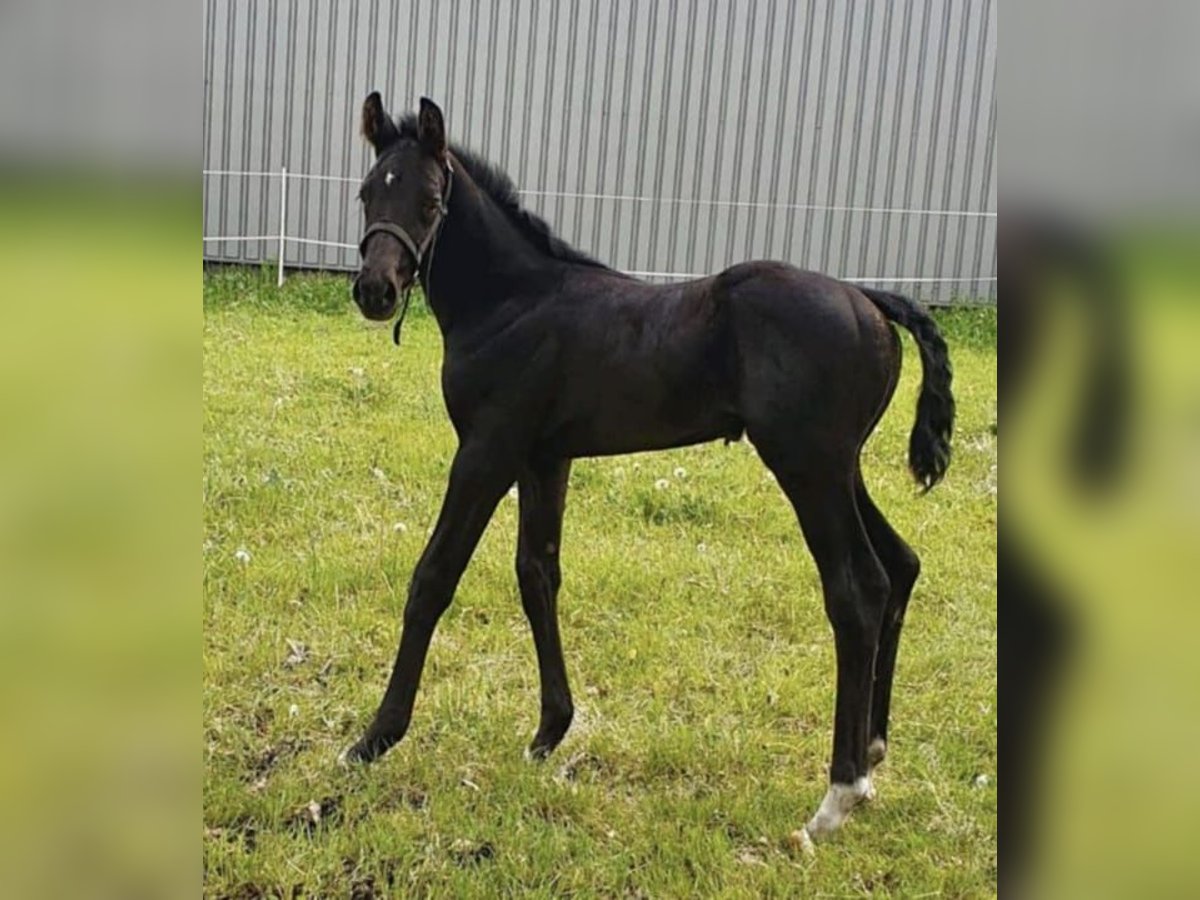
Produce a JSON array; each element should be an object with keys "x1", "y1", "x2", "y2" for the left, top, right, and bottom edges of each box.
[
  {"x1": 788, "y1": 827, "x2": 817, "y2": 856},
  {"x1": 804, "y1": 777, "x2": 872, "y2": 840}
]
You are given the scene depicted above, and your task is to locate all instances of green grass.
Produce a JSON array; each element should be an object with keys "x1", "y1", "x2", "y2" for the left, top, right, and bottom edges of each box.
[{"x1": 204, "y1": 267, "x2": 996, "y2": 898}]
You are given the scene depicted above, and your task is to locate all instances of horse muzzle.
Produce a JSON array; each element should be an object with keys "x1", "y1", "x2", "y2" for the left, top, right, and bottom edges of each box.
[{"x1": 351, "y1": 271, "x2": 399, "y2": 321}]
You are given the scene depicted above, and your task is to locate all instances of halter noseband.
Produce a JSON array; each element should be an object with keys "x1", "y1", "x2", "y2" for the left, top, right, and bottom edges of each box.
[{"x1": 358, "y1": 160, "x2": 454, "y2": 345}]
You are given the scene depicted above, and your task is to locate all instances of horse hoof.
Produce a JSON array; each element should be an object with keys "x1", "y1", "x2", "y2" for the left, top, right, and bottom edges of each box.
[
  {"x1": 804, "y1": 777, "x2": 873, "y2": 840},
  {"x1": 339, "y1": 736, "x2": 385, "y2": 766},
  {"x1": 787, "y1": 828, "x2": 817, "y2": 856}
]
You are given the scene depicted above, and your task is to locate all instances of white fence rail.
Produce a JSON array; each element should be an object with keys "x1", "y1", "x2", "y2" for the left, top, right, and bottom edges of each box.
[{"x1": 202, "y1": 167, "x2": 997, "y2": 291}]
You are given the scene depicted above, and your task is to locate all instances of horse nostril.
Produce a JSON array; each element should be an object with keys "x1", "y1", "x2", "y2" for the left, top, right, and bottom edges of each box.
[{"x1": 383, "y1": 280, "x2": 397, "y2": 306}]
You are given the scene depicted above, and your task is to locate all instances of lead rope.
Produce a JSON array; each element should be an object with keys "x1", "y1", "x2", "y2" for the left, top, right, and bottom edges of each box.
[{"x1": 393, "y1": 161, "x2": 454, "y2": 346}]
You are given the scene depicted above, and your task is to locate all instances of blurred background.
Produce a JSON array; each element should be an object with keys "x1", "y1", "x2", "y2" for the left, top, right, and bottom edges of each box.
[{"x1": 0, "y1": 1, "x2": 198, "y2": 897}]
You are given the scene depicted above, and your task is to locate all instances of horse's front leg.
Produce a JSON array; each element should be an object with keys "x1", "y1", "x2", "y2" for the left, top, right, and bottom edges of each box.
[
  {"x1": 342, "y1": 442, "x2": 514, "y2": 764},
  {"x1": 516, "y1": 458, "x2": 574, "y2": 759}
]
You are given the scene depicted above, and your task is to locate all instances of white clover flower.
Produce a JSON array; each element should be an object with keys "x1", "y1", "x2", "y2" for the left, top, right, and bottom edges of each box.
[
  {"x1": 673, "y1": 466, "x2": 687, "y2": 479},
  {"x1": 349, "y1": 366, "x2": 365, "y2": 378},
  {"x1": 234, "y1": 548, "x2": 251, "y2": 564},
  {"x1": 393, "y1": 521, "x2": 409, "y2": 533},
  {"x1": 288, "y1": 704, "x2": 300, "y2": 718},
  {"x1": 654, "y1": 478, "x2": 670, "y2": 491},
  {"x1": 372, "y1": 467, "x2": 386, "y2": 480},
  {"x1": 697, "y1": 543, "x2": 707, "y2": 554}
]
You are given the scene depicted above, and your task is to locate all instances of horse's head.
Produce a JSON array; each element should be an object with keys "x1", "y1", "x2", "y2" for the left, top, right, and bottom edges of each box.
[{"x1": 352, "y1": 94, "x2": 451, "y2": 322}]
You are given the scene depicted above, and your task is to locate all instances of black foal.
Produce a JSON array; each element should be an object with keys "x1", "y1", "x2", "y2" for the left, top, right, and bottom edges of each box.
[{"x1": 341, "y1": 94, "x2": 954, "y2": 844}]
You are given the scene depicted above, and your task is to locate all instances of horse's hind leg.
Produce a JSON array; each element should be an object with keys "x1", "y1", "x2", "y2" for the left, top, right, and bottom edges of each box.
[
  {"x1": 855, "y1": 471, "x2": 921, "y2": 777},
  {"x1": 755, "y1": 442, "x2": 891, "y2": 841},
  {"x1": 516, "y1": 458, "x2": 574, "y2": 759}
]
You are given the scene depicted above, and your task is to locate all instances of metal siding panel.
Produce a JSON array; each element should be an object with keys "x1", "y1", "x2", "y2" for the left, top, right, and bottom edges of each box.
[{"x1": 203, "y1": 0, "x2": 997, "y2": 304}]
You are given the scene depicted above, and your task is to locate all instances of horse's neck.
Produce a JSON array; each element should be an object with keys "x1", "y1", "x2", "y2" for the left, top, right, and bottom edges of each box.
[{"x1": 422, "y1": 169, "x2": 549, "y2": 335}]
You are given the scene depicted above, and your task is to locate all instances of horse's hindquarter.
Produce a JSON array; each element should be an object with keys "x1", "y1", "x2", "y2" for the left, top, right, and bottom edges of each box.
[{"x1": 721, "y1": 262, "x2": 900, "y2": 440}]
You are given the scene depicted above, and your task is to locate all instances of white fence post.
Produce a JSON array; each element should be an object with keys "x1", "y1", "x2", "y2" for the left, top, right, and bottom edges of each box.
[{"x1": 277, "y1": 166, "x2": 288, "y2": 288}]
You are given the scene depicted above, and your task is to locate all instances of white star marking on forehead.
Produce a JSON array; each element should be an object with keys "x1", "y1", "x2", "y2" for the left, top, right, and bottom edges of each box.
[{"x1": 385, "y1": 172, "x2": 395, "y2": 186}]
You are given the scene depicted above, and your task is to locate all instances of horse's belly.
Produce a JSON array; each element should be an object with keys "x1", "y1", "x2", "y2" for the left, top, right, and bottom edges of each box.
[{"x1": 540, "y1": 383, "x2": 744, "y2": 458}]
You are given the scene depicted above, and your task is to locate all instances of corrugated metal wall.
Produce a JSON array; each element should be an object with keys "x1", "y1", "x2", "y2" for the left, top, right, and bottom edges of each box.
[{"x1": 203, "y1": 0, "x2": 996, "y2": 304}]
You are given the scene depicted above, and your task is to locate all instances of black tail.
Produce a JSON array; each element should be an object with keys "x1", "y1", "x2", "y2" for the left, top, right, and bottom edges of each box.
[{"x1": 859, "y1": 288, "x2": 956, "y2": 491}]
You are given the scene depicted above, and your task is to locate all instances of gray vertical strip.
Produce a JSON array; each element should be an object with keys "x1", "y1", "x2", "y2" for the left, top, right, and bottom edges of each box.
[
  {"x1": 590, "y1": 1, "x2": 619, "y2": 258},
  {"x1": 552, "y1": 0, "x2": 580, "y2": 230},
  {"x1": 203, "y1": 0, "x2": 216, "y2": 239},
  {"x1": 336, "y1": 0, "x2": 359, "y2": 268},
  {"x1": 480, "y1": 0, "x2": 499, "y2": 154},
  {"x1": 499, "y1": 0, "x2": 520, "y2": 169},
  {"x1": 535, "y1": 2, "x2": 559, "y2": 220},
  {"x1": 723, "y1": 1, "x2": 757, "y2": 270},
  {"x1": 683, "y1": 0, "x2": 719, "y2": 273},
  {"x1": 446, "y1": 0, "x2": 461, "y2": 124},
  {"x1": 299, "y1": 0, "x2": 317, "y2": 266},
  {"x1": 238, "y1": 2, "x2": 255, "y2": 262},
  {"x1": 645, "y1": 0, "x2": 680, "y2": 275},
  {"x1": 894, "y1": 0, "x2": 933, "y2": 296},
  {"x1": 383, "y1": 1, "x2": 397, "y2": 99},
  {"x1": 365, "y1": 0, "x2": 379, "y2": 98},
  {"x1": 282, "y1": 1, "x2": 297, "y2": 169},
  {"x1": 218, "y1": 0, "x2": 234, "y2": 258},
  {"x1": 519, "y1": 1, "x2": 538, "y2": 216},
  {"x1": 879, "y1": 0, "x2": 918, "y2": 293},
  {"x1": 799, "y1": 5, "x2": 835, "y2": 269},
  {"x1": 781, "y1": 2, "x2": 819, "y2": 267},
  {"x1": 930, "y1": 3, "x2": 972, "y2": 301},
  {"x1": 976, "y1": 96, "x2": 997, "y2": 302},
  {"x1": 856, "y1": 1, "x2": 895, "y2": 284},
  {"x1": 762, "y1": 0, "x2": 799, "y2": 258},
  {"x1": 952, "y1": 0, "x2": 991, "y2": 293},
  {"x1": 609, "y1": 1, "x2": 639, "y2": 266},
  {"x1": 317, "y1": 2, "x2": 339, "y2": 267},
  {"x1": 821, "y1": 1, "x2": 857, "y2": 273},
  {"x1": 627, "y1": 1, "x2": 659, "y2": 270},
  {"x1": 259, "y1": 0, "x2": 278, "y2": 263},
  {"x1": 702, "y1": 1, "x2": 739, "y2": 270},
  {"x1": 405, "y1": 0, "x2": 418, "y2": 103},
  {"x1": 666, "y1": 0, "x2": 700, "y2": 269},
  {"x1": 572, "y1": 0, "x2": 601, "y2": 244},
  {"x1": 913, "y1": 1, "x2": 952, "y2": 303},
  {"x1": 838, "y1": 2, "x2": 872, "y2": 280},
  {"x1": 744, "y1": 0, "x2": 776, "y2": 263}
]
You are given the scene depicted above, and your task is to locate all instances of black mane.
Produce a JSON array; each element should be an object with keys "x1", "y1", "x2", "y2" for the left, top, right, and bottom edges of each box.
[{"x1": 396, "y1": 114, "x2": 609, "y2": 271}]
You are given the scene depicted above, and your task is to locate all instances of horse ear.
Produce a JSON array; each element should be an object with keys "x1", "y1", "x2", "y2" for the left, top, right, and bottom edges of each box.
[
  {"x1": 361, "y1": 91, "x2": 399, "y2": 155},
  {"x1": 417, "y1": 97, "x2": 447, "y2": 161}
]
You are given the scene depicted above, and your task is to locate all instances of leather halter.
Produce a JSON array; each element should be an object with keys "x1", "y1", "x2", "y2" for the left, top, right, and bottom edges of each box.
[{"x1": 357, "y1": 160, "x2": 454, "y2": 345}]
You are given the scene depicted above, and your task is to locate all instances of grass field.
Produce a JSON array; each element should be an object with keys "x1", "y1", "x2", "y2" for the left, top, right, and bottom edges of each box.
[{"x1": 203, "y1": 267, "x2": 996, "y2": 898}]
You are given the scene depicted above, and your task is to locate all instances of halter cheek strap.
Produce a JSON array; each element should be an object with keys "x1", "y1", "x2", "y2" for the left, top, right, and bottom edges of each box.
[{"x1": 357, "y1": 160, "x2": 454, "y2": 345}]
